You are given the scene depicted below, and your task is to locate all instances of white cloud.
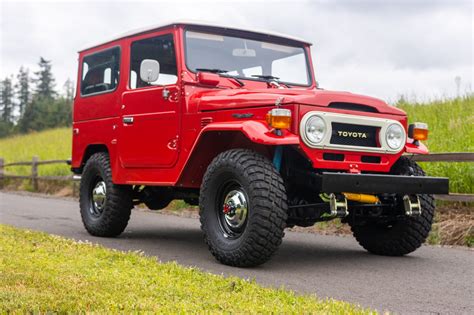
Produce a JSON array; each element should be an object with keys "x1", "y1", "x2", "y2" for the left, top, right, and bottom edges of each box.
[{"x1": 0, "y1": 0, "x2": 472, "y2": 101}]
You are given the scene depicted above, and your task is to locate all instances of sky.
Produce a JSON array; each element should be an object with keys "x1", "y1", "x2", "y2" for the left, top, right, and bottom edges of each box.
[{"x1": 0, "y1": 0, "x2": 472, "y2": 103}]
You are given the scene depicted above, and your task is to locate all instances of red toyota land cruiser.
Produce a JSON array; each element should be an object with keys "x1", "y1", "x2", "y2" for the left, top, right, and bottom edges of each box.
[{"x1": 72, "y1": 21, "x2": 448, "y2": 267}]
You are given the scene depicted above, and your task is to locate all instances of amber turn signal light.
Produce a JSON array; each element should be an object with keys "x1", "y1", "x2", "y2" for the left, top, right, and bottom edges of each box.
[
  {"x1": 266, "y1": 108, "x2": 292, "y2": 129},
  {"x1": 408, "y1": 122, "x2": 429, "y2": 141}
]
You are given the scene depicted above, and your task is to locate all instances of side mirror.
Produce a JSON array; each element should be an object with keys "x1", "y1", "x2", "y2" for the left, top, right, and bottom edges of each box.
[{"x1": 140, "y1": 59, "x2": 160, "y2": 83}]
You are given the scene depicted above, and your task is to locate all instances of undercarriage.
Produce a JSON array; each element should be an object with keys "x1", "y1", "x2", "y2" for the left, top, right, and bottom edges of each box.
[{"x1": 281, "y1": 147, "x2": 448, "y2": 227}]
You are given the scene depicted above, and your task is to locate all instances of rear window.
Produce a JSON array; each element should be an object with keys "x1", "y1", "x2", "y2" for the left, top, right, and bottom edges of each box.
[{"x1": 81, "y1": 47, "x2": 120, "y2": 96}]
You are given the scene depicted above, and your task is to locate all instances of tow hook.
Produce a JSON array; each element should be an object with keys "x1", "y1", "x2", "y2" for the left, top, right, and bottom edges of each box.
[
  {"x1": 329, "y1": 193, "x2": 348, "y2": 217},
  {"x1": 403, "y1": 195, "x2": 422, "y2": 216}
]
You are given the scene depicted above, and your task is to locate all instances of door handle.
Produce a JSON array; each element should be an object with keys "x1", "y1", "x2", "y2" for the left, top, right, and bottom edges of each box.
[{"x1": 123, "y1": 117, "x2": 134, "y2": 124}]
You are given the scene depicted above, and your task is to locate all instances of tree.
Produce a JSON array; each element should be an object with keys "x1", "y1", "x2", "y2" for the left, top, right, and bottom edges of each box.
[
  {"x1": 34, "y1": 57, "x2": 56, "y2": 99},
  {"x1": 63, "y1": 78, "x2": 75, "y2": 101},
  {"x1": 0, "y1": 77, "x2": 15, "y2": 137},
  {"x1": 17, "y1": 96, "x2": 72, "y2": 133},
  {"x1": 16, "y1": 66, "x2": 31, "y2": 117},
  {"x1": 0, "y1": 76, "x2": 15, "y2": 123}
]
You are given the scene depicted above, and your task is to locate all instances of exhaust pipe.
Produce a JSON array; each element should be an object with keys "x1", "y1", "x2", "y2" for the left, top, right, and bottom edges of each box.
[{"x1": 72, "y1": 175, "x2": 82, "y2": 181}]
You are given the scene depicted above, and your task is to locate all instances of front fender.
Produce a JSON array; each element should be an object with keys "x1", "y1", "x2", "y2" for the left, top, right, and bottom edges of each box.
[
  {"x1": 201, "y1": 120, "x2": 299, "y2": 145},
  {"x1": 405, "y1": 139, "x2": 429, "y2": 155},
  {"x1": 176, "y1": 121, "x2": 298, "y2": 188}
]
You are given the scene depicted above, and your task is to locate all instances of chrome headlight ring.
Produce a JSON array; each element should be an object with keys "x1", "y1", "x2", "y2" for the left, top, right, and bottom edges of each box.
[
  {"x1": 385, "y1": 123, "x2": 406, "y2": 150},
  {"x1": 304, "y1": 115, "x2": 327, "y2": 145}
]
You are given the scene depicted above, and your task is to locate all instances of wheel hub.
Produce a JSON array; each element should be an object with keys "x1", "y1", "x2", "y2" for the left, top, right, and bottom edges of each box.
[
  {"x1": 222, "y1": 189, "x2": 248, "y2": 229},
  {"x1": 91, "y1": 180, "x2": 106, "y2": 216}
]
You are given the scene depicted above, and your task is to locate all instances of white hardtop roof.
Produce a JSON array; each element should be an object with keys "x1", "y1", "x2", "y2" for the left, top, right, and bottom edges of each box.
[{"x1": 79, "y1": 20, "x2": 312, "y2": 52}]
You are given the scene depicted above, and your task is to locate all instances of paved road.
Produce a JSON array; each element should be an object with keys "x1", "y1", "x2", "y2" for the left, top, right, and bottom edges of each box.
[{"x1": 1, "y1": 192, "x2": 473, "y2": 314}]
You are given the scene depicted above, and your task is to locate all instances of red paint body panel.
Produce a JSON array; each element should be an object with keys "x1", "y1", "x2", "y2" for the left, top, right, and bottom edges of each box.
[
  {"x1": 120, "y1": 86, "x2": 180, "y2": 168},
  {"x1": 405, "y1": 140, "x2": 429, "y2": 154},
  {"x1": 195, "y1": 88, "x2": 405, "y2": 116},
  {"x1": 72, "y1": 23, "x2": 430, "y2": 187},
  {"x1": 201, "y1": 121, "x2": 299, "y2": 145}
]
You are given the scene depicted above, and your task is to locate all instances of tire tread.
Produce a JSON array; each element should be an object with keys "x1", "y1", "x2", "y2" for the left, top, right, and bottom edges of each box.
[
  {"x1": 351, "y1": 157, "x2": 435, "y2": 256},
  {"x1": 79, "y1": 152, "x2": 132, "y2": 237},
  {"x1": 199, "y1": 149, "x2": 287, "y2": 267}
]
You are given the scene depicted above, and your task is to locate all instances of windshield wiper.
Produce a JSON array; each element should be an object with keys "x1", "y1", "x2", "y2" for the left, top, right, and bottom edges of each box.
[
  {"x1": 196, "y1": 68, "x2": 229, "y2": 74},
  {"x1": 252, "y1": 75, "x2": 280, "y2": 81},
  {"x1": 251, "y1": 75, "x2": 290, "y2": 88},
  {"x1": 195, "y1": 68, "x2": 245, "y2": 87}
]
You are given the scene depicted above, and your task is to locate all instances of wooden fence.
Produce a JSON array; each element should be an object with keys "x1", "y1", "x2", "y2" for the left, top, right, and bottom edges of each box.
[
  {"x1": 0, "y1": 153, "x2": 473, "y2": 202},
  {"x1": 0, "y1": 157, "x2": 72, "y2": 191}
]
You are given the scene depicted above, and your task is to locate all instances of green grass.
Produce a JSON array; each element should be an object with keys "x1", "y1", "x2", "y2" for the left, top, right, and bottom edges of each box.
[
  {"x1": 397, "y1": 96, "x2": 474, "y2": 193},
  {"x1": 0, "y1": 127, "x2": 71, "y2": 176},
  {"x1": 0, "y1": 224, "x2": 371, "y2": 313},
  {"x1": 466, "y1": 235, "x2": 474, "y2": 247}
]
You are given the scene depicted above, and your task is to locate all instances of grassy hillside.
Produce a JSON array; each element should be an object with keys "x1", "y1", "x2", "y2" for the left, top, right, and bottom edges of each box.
[
  {"x1": 0, "y1": 96, "x2": 472, "y2": 192},
  {"x1": 397, "y1": 96, "x2": 473, "y2": 193},
  {"x1": 0, "y1": 127, "x2": 71, "y2": 176},
  {"x1": 0, "y1": 224, "x2": 371, "y2": 313}
]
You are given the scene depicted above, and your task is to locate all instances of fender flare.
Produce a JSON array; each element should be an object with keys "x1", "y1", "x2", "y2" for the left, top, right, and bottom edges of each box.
[
  {"x1": 175, "y1": 121, "x2": 299, "y2": 187},
  {"x1": 200, "y1": 120, "x2": 299, "y2": 145}
]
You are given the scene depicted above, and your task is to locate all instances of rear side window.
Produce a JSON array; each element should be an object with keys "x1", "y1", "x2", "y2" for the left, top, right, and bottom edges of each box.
[
  {"x1": 81, "y1": 47, "x2": 120, "y2": 96},
  {"x1": 130, "y1": 34, "x2": 178, "y2": 89}
]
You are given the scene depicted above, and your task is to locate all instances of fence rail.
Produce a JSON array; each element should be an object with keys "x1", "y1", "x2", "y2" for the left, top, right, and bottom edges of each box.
[
  {"x1": 0, "y1": 153, "x2": 473, "y2": 202},
  {"x1": 409, "y1": 152, "x2": 474, "y2": 162},
  {"x1": 0, "y1": 157, "x2": 71, "y2": 191}
]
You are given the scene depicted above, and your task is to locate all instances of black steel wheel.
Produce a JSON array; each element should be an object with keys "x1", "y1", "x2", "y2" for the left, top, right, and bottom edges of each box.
[
  {"x1": 216, "y1": 181, "x2": 249, "y2": 239},
  {"x1": 79, "y1": 152, "x2": 132, "y2": 237}
]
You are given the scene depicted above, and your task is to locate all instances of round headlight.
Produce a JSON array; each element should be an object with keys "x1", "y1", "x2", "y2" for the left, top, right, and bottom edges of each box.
[
  {"x1": 385, "y1": 124, "x2": 405, "y2": 150},
  {"x1": 305, "y1": 115, "x2": 327, "y2": 144}
]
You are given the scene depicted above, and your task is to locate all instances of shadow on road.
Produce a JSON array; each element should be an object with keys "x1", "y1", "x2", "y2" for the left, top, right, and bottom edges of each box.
[{"x1": 101, "y1": 222, "x2": 419, "y2": 271}]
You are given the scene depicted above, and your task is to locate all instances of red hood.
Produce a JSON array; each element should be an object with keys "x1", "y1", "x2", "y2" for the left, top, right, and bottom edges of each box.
[{"x1": 195, "y1": 88, "x2": 405, "y2": 115}]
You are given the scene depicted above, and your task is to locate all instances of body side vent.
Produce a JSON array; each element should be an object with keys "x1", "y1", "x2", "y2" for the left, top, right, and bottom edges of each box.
[{"x1": 201, "y1": 117, "x2": 213, "y2": 128}]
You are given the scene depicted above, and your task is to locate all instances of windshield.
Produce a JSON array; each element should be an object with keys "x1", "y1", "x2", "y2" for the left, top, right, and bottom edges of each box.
[{"x1": 184, "y1": 30, "x2": 311, "y2": 86}]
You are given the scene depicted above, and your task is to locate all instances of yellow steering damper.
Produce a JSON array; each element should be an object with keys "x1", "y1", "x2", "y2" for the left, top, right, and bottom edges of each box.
[{"x1": 343, "y1": 193, "x2": 380, "y2": 204}]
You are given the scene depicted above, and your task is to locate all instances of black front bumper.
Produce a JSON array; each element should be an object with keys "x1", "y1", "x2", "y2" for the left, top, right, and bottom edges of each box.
[{"x1": 318, "y1": 172, "x2": 449, "y2": 194}]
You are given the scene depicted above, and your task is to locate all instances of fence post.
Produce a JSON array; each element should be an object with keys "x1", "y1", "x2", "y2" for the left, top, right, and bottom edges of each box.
[
  {"x1": 32, "y1": 156, "x2": 39, "y2": 191},
  {"x1": 0, "y1": 158, "x2": 4, "y2": 189},
  {"x1": 72, "y1": 181, "x2": 77, "y2": 197}
]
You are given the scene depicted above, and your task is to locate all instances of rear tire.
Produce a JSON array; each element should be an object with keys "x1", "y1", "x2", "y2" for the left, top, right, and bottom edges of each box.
[
  {"x1": 79, "y1": 152, "x2": 132, "y2": 237},
  {"x1": 199, "y1": 149, "x2": 287, "y2": 267},
  {"x1": 350, "y1": 157, "x2": 435, "y2": 256}
]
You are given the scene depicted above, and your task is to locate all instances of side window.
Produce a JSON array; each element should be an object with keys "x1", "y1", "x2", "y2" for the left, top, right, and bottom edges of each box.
[
  {"x1": 130, "y1": 34, "x2": 178, "y2": 89},
  {"x1": 81, "y1": 47, "x2": 120, "y2": 96}
]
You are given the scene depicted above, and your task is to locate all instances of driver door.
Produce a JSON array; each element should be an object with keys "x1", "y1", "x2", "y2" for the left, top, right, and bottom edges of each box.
[{"x1": 119, "y1": 33, "x2": 180, "y2": 168}]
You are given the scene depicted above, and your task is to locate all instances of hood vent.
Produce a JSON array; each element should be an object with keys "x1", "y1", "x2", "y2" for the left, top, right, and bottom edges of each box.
[{"x1": 328, "y1": 102, "x2": 378, "y2": 113}]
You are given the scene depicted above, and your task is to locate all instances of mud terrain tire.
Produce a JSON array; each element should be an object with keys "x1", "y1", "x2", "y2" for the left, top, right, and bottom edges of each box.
[
  {"x1": 200, "y1": 149, "x2": 287, "y2": 267},
  {"x1": 351, "y1": 157, "x2": 435, "y2": 256},
  {"x1": 80, "y1": 152, "x2": 132, "y2": 237}
]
